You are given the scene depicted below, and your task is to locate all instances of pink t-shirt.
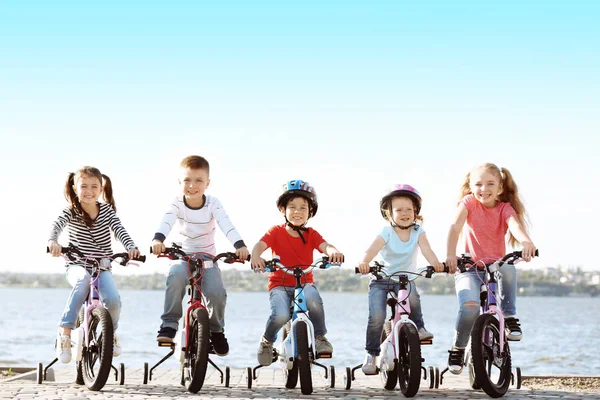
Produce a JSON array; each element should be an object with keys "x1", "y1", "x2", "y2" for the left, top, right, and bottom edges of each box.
[{"x1": 461, "y1": 194, "x2": 517, "y2": 264}]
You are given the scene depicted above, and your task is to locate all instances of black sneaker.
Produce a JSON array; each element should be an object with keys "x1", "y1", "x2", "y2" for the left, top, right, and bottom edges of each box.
[
  {"x1": 157, "y1": 327, "x2": 177, "y2": 343},
  {"x1": 505, "y1": 317, "x2": 523, "y2": 341},
  {"x1": 210, "y1": 332, "x2": 229, "y2": 356},
  {"x1": 447, "y1": 347, "x2": 465, "y2": 375}
]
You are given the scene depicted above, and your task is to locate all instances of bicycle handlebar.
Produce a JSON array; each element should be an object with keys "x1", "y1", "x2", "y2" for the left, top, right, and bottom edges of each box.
[
  {"x1": 47, "y1": 244, "x2": 146, "y2": 266},
  {"x1": 262, "y1": 256, "x2": 340, "y2": 274},
  {"x1": 456, "y1": 249, "x2": 540, "y2": 273},
  {"x1": 355, "y1": 262, "x2": 449, "y2": 280},
  {"x1": 152, "y1": 244, "x2": 250, "y2": 264}
]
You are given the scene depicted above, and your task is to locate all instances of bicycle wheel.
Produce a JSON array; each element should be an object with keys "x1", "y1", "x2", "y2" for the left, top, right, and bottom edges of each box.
[
  {"x1": 75, "y1": 307, "x2": 85, "y2": 385},
  {"x1": 471, "y1": 314, "x2": 512, "y2": 398},
  {"x1": 81, "y1": 307, "x2": 114, "y2": 391},
  {"x1": 183, "y1": 308, "x2": 210, "y2": 393},
  {"x1": 380, "y1": 320, "x2": 397, "y2": 390},
  {"x1": 466, "y1": 349, "x2": 481, "y2": 390},
  {"x1": 282, "y1": 323, "x2": 298, "y2": 389},
  {"x1": 296, "y1": 320, "x2": 313, "y2": 395},
  {"x1": 397, "y1": 323, "x2": 421, "y2": 397}
]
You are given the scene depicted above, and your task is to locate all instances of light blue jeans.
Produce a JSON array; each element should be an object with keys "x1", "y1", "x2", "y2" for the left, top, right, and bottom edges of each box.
[
  {"x1": 160, "y1": 260, "x2": 227, "y2": 333},
  {"x1": 453, "y1": 263, "x2": 517, "y2": 348},
  {"x1": 366, "y1": 279, "x2": 425, "y2": 356},
  {"x1": 263, "y1": 284, "x2": 327, "y2": 343},
  {"x1": 59, "y1": 265, "x2": 121, "y2": 330}
]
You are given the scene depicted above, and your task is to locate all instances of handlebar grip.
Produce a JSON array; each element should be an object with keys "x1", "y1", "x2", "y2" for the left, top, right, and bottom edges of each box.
[
  {"x1": 135, "y1": 255, "x2": 147, "y2": 263},
  {"x1": 535, "y1": 249, "x2": 539, "y2": 257},
  {"x1": 149, "y1": 246, "x2": 153, "y2": 254},
  {"x1": 443, "y1": 263, "x2": 449, "y2": 273},
  {"x1": 354, "y1": 267, "x2": 359, "y2": 274},
  {"x1": 46, "y1": 246, "x2": 50, "y2": 253}
]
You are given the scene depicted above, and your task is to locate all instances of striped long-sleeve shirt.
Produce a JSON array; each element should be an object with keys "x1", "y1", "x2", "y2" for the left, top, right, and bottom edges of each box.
[
  {"x1": 153, "y1": 195, "x2": 245, "y2": 254},
  {"x1": 49, "y1": 203, "x2": 137, "y2": 268}
]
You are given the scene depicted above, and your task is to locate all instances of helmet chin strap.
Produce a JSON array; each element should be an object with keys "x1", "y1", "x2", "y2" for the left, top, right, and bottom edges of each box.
[
  {"x1": 285, "y1": 218, "x2": 308, "y2": 244},
  {"x1": 390, "y1": 221, "x2": 419, "y2": 231}
]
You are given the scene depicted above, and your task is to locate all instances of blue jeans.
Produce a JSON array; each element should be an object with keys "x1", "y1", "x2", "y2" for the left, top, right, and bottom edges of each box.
[
  {"x1": 59, "y1": 265, "x2": 121, "y2": 330},
  {"x1": 263, "y1": 284, "x2": 327, "y2": 343},
  {"x1": 453, "y1": 263, "x2": 517, "y2": 348},
  {"x1": 160, "y1": 260, "x2": 227, "y2": 333},
  {"x1": 365, "y1": 279, "x2": 425, "y2": 356}
]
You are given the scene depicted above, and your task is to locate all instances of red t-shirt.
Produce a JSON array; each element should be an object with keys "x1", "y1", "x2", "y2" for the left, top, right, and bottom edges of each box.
[
  {"x1": 461, "y1": 194, "x2": 517, "y2": 263},
  {"x1": 261, "y1": 224, "x2": 326, "y2": 291}
]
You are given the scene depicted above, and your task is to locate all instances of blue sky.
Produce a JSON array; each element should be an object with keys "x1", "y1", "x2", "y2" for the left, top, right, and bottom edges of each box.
[{"x1": 1, "y1": 1, "x2": 598, "y2": 273}]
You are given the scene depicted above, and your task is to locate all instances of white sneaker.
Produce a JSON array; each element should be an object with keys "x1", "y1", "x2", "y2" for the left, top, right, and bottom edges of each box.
[
  {"x1": 257, "y1": 337, "x2": 273, "y2": 366},
  {"x1": 362, "y1": 353, "x2": 378, "y2": 375},
  {"x1": 56, "y1": 333, "x2": 72, "y2": 364},
  {"x1": 113, "y1": 333, "x2": 121, "y2": 357},
  {"x1": 418, "y1": 328, "x2": 434, "y2": 341}
]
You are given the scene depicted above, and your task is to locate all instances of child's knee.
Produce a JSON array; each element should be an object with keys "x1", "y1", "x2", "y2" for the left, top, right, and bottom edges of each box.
[
  {"x1": 103, "y1": 296, "x2": 121, "y2": 312},
  {"x1": 459, "y1": 301, "x2": 479, "y2": 320}
]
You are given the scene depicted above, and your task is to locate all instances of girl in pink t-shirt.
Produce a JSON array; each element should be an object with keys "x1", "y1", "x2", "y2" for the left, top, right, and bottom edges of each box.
[{"x1": 444, "y1": 163, "x2": 536, "y2": 375}]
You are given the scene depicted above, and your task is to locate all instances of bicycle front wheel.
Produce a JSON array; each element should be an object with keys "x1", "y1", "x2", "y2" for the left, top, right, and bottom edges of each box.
[
  {"x1": 183, "y1": 308, "x2": 210, "y2": 393},
  {"x1": 81, "y1": 307, "x2": 114, "y2": 391},
  {"x1": 296, "y1": 320, "x2": 313, "y2": 395},
  {"x1": 397, "y1": 323, "x2": 421, "y2": 397},
  {"x1": 380, "y1": 321, "x2": 397, "y2": 390},
  {"x1": 471, "y1": 314, "x2": 512, "y2": 398}
]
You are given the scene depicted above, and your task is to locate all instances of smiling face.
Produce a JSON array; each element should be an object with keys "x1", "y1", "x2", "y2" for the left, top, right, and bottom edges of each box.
[
  {"x1": 179, "y1": 167, "x2": 210, "y2": 206},
  {"x1": 469, "y1": 167, "x2": 502, "y2": 208},
  {"x1": 389, "y1": 196, "x2": 416, "y2": 228},
  {"x1": 281, "y1": 196, "x2": 310, "y2": 226},
  {"x1": 73, "y1": 173, "x2": 102, "y2": 206}
]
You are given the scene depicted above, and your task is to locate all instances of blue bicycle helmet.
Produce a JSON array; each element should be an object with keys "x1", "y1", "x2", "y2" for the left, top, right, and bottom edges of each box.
[{"x1": 277, "y1": 179, "x2": 318, "y2": 217}]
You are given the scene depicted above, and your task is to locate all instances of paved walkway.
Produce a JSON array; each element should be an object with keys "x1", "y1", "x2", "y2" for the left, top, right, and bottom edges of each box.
[{"x1": 1, "y1": 365, "x2": 598, "y2": 399}]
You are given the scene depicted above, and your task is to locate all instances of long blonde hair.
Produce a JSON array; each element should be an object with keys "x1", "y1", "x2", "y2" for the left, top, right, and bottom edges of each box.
[
  {"x1": 459, "y1": 163, "x2": 529, "y2": 246},
  {"x1": 64, "y1": 166, "x2": 116, "y2": 227}
]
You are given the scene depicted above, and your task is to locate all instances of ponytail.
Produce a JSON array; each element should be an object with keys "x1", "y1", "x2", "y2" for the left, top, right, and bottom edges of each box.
[
  {"x1": 101, "y1": 174, "x2": 117, "y2": 212},
  {"x1": 498, "y1": 167, "x2": 529, "y2": 247}
]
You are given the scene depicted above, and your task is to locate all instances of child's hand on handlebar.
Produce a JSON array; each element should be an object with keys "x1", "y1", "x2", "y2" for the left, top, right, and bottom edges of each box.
[
  {"x1": 327, "y1": 250, "x2": 344, "y2": 264},
  {"x1": 151, "y1": 240, "x2": 166, "y2": 255},
  {"x1": 521, "y1": 242, "x2": 536, "y2": 262},
  {"x1": 236, "y1": 246, "x2": 250, "y2": 261},
  {"x1": 357, "y1": 261, "x2": 371, "y2": 274},
  {"x1": 432, "y1": 261, "x2": 445, "y2": 273},
  {"x1": 128, "y1": 248, "x2": 141, "y2": 260},
  {"x1": 251, "y1": 257, "x2": 266, "y2": 273},
  {"x1": 48, "y1": 240, "x2": 62, "y2": 257},
  {"x1": 445, "y1": 255, "x2": 459, "y2": 274}
]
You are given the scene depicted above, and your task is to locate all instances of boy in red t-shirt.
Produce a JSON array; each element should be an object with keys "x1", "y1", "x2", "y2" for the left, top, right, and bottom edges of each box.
[{"x1": 251, "y1": 179, "x2": 344, "y2": 367}]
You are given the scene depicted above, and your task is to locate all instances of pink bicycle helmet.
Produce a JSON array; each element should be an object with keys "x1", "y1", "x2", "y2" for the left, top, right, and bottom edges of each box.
[
  {"x1": 380, "y1": 184, "x2": 422, "y2": 219},
  {"x1": 277, "y1": 179, "x2": 318, "y2": 217}
]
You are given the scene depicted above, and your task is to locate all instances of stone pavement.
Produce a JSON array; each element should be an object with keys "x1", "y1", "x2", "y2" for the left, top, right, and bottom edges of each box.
[{"x1": 1, "y1": 366, "x2": 598, "y2": 399}]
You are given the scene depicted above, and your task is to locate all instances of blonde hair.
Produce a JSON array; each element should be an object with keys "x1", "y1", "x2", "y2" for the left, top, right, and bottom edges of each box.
[
  {"x1": 64, "y1": 166, "x2": 115, "y2": 227},
  {"x1": 459, "y1": 163, "x2": 529, "y2": 246}
]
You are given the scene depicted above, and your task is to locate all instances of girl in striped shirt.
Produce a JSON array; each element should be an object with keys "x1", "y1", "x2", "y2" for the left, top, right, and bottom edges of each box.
[{"x1": 48, "y1": 166, "x2": 140, "y2": 363}]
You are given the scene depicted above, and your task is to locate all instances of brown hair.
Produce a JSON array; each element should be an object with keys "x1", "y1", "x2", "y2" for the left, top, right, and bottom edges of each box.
[
  {"x1": 383, "y1": 195, "x2": 424, "y2": 225},
  {"x1": 459, "y1": 163, "x2": 529, "y2": 246},
  {"x1": 181, "y1": 155, "x2": 210, "y2": 174},
  {"x1": 64, "y1": 166, "x2": 116, "y2": 227}
]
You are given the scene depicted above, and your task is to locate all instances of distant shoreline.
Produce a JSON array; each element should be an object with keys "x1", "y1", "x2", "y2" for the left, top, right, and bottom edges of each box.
[{"x1": 1, "y1": 270, "x2": 598, "y2": 296}]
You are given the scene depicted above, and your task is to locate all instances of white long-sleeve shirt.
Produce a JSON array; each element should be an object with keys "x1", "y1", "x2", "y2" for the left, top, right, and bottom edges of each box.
[{"x1": 153, "y1": 195, "x2": 245, "y2": 254}]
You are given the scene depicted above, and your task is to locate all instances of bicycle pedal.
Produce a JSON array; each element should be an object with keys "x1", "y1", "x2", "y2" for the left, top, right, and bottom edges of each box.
[
  {"x1": 157, "y1": 341, "x2": 175, "y2": 348},
  {"x1": 317, "y1": 352, "x2": 332, "y2": 359},
  {"x1": 420, "y1": 339, "x2": 433, "y2": 345}
]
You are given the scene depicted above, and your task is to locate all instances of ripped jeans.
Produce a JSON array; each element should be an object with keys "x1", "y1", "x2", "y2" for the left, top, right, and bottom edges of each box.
[{"x1": 452, "y1": 263, "x2": 517, "y2": 348}]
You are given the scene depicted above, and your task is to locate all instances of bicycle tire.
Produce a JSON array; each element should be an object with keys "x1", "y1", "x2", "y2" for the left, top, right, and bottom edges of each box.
[
  {"x1": 283, "y1": 322, "x2": 299, "y2": 389},
  {"x1": 81, "y1": 307, "x2": 114, "y2": 391},
  {"x1": 75, "y1": 307, "x2": 85, "y2": 385},
  {"x1": 296, "y1": 320, "x2": 313, "y2": 395},
  {"x1": 471, "y1": 314, "x2": 512, "y2": 398},
  {"x1": 397, "y1": 323, "x2": 421, "y2": 397},
  {"x1": 380, "y1": 320, "x2": 397, "y2": 390},
  {"x1": 467, "y1": 349, "x2": 481, "y2": 390},
  {"x1": 184, "y1": 308, "x2": 210, "y2": 393}
]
